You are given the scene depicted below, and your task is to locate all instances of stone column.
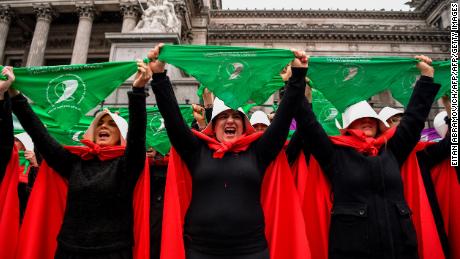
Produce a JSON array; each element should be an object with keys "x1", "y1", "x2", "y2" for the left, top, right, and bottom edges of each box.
[
  {"x1": 71, "y1": 4, "x2": 95, "y2": 64},
  {"x1": 26, "y1": 4, "x2": 54, "y2": 67},
  {"x1": 0, "y1": 5, "x2": 12, "y2": 63},
  {"x1": 120, "y1": 1, "x2": 139, "y2": 32}
]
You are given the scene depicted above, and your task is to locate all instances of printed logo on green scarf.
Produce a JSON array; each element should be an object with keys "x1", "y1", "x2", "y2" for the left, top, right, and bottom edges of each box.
[
  {"x1": 216, "y1": 57, "x2": 251, "y2": 85},
  {"x1": 335, "y1": 64, "x2": 365, "y2": 85},
  {"x1": 149, "y1": 116, "x2": 165, "y2": 137},
  {"x1": 158, "y1": 45, "x2": 293, "y2": 109},
  {"x1": 318, "y1": 107, "x2": 339, "y2": 122},
  {"x1": 46, "y1": 74, "x2": 86, "y2": 113},
  {"x1": 10, "y1": 61, "x2": 138, "y2": 129},
  {"x1": 71, "y1": 130, "x2": 85, "y2": 143}
]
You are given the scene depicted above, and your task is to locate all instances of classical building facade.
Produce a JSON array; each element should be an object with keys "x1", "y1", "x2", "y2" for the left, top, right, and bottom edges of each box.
[{"x1": 0, "y1": 0, "x2": 452, "y2": 110}]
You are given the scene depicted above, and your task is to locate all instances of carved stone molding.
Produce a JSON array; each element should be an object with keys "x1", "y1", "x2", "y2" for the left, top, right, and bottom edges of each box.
[
  {"x1": 174, "y1": 2, "x2": 188, "y2": 19},
  {"x1": 348, "y1": 44, "x2": 358, "y2": 51},
  {"x1": 210, "y1": 9, "x2": 423, "y2": 20},
  {"x1": 207, "y1": 23, "x2": 450, "y2": 42},
  {"x1": 192, "y1": 0, "x2": 204, "y2": 13},
  {"x1": 207, "y1": 33, "x2": 450, "y2": 43},
  {"x1": 76, "y1": 4, "x2": 95, "y2": 19},
  {"x1": 32, "y1": 3, "x2": 55, "y2": 22},
  {"x1": 306, "y1": 43, "x2": 315, "y2": 51},
  {"x1": 120, "y1": 1, "x2": 140, "y2": 18},
  {"x1": 181, "y1": 27, "x2": 193, "y2": 43},
  {"x1": 207, "y1": 23, "x2": 438, "y2": 32},
  {"x1": 0, "y1": 4, "x2": 13, "y2": 23}
]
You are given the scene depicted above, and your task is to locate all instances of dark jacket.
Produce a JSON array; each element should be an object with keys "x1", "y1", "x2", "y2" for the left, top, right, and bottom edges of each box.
[
  {"x1": 11, "y1": 88, "x2": 146, "y2": 253},
  {"x1": 295, "y1": 76, "x2": 440, "y2": 259},
  {"x1": 151, "y1": 68, "x2": 306, "y2": 255},
  {"x1": 0, "y1": 93, "x2": 13, "y2": 182}
]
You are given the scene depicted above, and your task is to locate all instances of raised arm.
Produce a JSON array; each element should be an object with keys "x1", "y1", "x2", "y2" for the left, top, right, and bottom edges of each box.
[
  {"x1": 6, "y1": 68, "x2": 75, "y2": 178},
  {"x1": 387, "y1": 56, "x2": 440, "y2": 166},
  {"x1": 256, "y1": 52, "x2": 308, "y2": 170},
  {"x1": 0, "y1": 72, "x2": 13, "y2": 181},
  {"x1": 294, "y1": 97, "x2": 336, "y2": 175},
  {"x1": 286, "y1": 131, "x2": 304, "y2": 165},
  {"x1": 148, "y1": 44, "x2": 200, "y2": 160},
  {"x1": 286, "y1": 100, "x2": 313, "y2": 165},
  {"x1": 125, "y1": 60, "x2": 148, "y2": 181}
]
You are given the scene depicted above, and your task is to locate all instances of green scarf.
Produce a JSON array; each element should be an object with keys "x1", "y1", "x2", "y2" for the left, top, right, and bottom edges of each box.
[
  {"x1": 111, "y1": 106, "x2": 195, "y2": 155},
  {"x1": 2, "y1": 61, "x2": 137, "y2": 129},
  {"x1": 159, "y1": 44, "x2": 294, "y2": 109},
  {"x1": 18, "y1": 150, "x2": 30, "y2": 175},
  {"x1": 390, "y1": 60, "x2": 452, "y2": 106},
  {"x1": 308, "y1": 56, "x2": 417, "y2": 112},
  {"x1": 13, "y1": 105, "x2": 93, "y2": 146}
]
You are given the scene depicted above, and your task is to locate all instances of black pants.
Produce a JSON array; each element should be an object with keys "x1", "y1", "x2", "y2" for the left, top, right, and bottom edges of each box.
[
  {"x1": 54, "y1": 246, "x2": 132, "y2": 259},
  {"x1": 186, "y1": 248, "x2": 269, "y2": 259}
]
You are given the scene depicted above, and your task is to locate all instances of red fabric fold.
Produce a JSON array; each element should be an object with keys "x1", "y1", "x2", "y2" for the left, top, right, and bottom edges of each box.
[
  {"x1": 400, "y1": 144, "x2": 444, "y2": 259},
  {"x1": 330, "y1": 127, "x2": 396, "y2": 156},
  {"x1": 291, "y1": 154, "x2": 331, "y2": 259},
  {"x1": 16, "y1": 142, "x2": 150, "y2": 259},
  {"x1": 18, "y1": 165, "x2": 30, "y2": 184},
  {"x1": 0, "y1": 147, "x2": 20, "y2": 259},
  {"x1": 430, "y1": 160, "x2": 460, "y2": 259},
  {"x1": 192, "y1": 129, "x2": 263, "y2": 158},
  {"x1": 161, "y1": 131, "x2": 311, "y2": 259},
  {"x1": 415, "y1": 142, "x2": 460, "y2": 259}
]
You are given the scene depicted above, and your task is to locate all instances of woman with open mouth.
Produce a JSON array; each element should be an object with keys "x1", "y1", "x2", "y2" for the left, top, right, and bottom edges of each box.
[
  {"x1": 149, "y1": 44, "x2": 309, "y2": 259},
  {"x1": 292, "y1": 55, "x2": 442, "y2": 259},
  {"x1": 3, "y1": 61, "x2": 149, "y2": 259}
]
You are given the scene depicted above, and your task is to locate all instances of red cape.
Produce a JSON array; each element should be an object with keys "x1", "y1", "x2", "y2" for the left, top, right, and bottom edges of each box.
[
  {"x1": 290, "y1": 153, "x2": 331, "y2": 259},
  {"x1": 16, "y1": 141, "x2": 150, "y2": 259},
  {"x1": 416, "y1": 142, "x2": 460, "y2": 259},
  {"x1": 161, "y1": 131, "x2": 311, "y2": 259},
  {"x1": 430, "y1": 160, "x2": 460, "y2": 259},
  {"x1": 0, "y1": 146, "x2": 20, "y2": 259},
  {"x1": 291, "y1": 134, "x2": 444, "y2": 259}
]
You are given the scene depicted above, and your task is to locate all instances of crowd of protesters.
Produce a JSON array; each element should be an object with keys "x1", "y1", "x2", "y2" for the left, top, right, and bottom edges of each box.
[{"x1": 0, "y1": 45, "x2": 457, "y2": 259}]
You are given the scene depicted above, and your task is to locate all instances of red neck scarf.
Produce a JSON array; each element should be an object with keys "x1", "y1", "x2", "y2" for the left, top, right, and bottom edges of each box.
[
  {"x1": 16, "y1": 141, "x2": 150, "y2": 259},
  {"x1": 192, "y1": 129, "x2": 263, "y2": 158},
  {"x1": 65, "y1": 139, "x2": 126, "y2": 160},
  {"x1": 330, "y1": 127, "x2": 397, "y2": 156},
  {"x1": 161, "y1": 131, "x2": 311, "y2": 259}
]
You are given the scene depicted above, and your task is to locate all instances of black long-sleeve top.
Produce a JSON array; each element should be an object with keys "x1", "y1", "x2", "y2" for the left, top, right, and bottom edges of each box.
[
  {"x1": 294, "y1": 76, "x2": 440, "y2": 259},
  {"x1": 151, "y1": 67, "x2": 307, "y2": 255},
  {"x1": 285, "y1": 103, "x2": 313, "y2": 165},
  {"x1": 0, "y1": 93, "x2": 13, "y2": 182},
  {"x1": 11, "y1": 88, "x2": 146, "y2": 253}
]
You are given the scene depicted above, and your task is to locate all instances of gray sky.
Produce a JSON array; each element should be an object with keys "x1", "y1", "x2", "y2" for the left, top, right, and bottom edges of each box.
[{"x1": 221, "y1": 0, "x2": 412, "y2": 11}]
